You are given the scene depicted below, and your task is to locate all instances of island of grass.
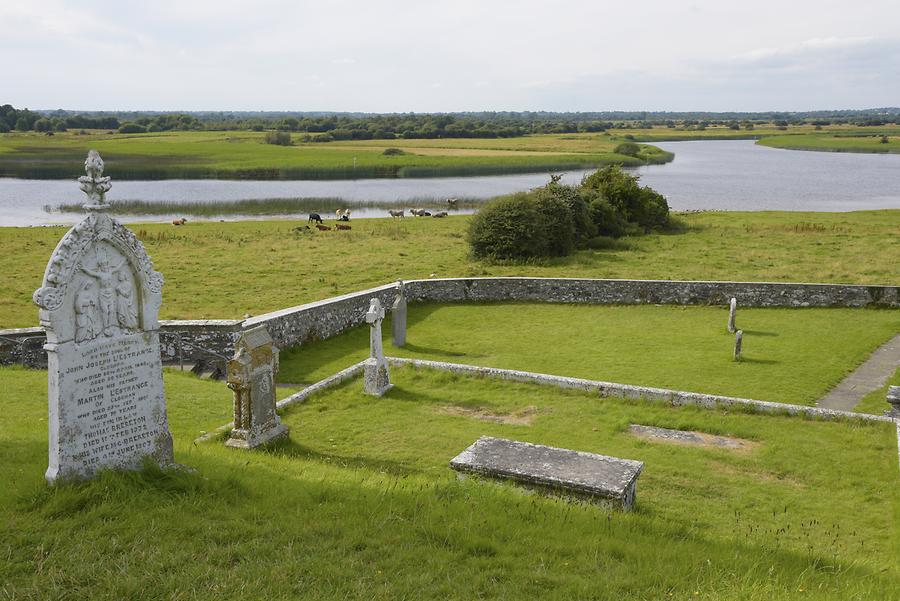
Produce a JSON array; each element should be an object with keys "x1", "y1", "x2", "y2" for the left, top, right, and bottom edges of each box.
[
  {"x1": 1, "y1": 364, "x2": 897, "y2": 600},
  {"x1": 0, "y1": 130, "x2": 672, "y2": 180}
]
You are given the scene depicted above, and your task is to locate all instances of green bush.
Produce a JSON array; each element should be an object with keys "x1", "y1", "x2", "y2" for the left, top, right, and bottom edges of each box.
[
  {"x1": 533, "y1": 190, "x2": 576, "y2": 256},
  {"x1": 118, "y1": 123, "x2": 147, "y2": 134},
  {"x1": 588, "y1": 198, "x2": 630, "y2": 237},
  {"x1": 467, "y1": 193, "x2": 548, "y2": 260},
  {"x1": 382, "y1": 147, "x2": 405, "y2": 155},
  {"x1": 582, "y1": 165, "x2": 669, "y2": 230},
  {"x1": 264, "y1": 131, "x2": 292, "y2": 146},
  {"x1": 614, "y1": 142, "x2": 641, "y2": 157}
]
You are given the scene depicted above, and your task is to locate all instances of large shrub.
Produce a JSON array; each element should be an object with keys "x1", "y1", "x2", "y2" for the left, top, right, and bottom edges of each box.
[
  {"x1": 533, "y1": 189, "x2": 576, "y2": 257},
  {"x1": 467, "y1": 193, "x2": 548, "y2": 260},
  {"x1": 264, "y1": 131, "x2": 292, "y2": 146},
  {"x1": 582, "y1": 165, "x2": 669, "y2": 230},
  {"x1": 614, "y1": 141, "x2": 641, "y2": 157}
]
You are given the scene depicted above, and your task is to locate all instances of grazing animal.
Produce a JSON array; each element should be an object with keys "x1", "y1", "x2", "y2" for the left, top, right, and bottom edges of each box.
[
  {"x1": 336, "y1": 224, "x2": 352, "y2": 230},
  {"x1": 315, "y1": 224, "x2": 331, "y2": 231},
  {"x1": 410, "y1": 208, "x2": 428, "y2": 217},
  {"x1": 432, "y1": 211, "x2": 448, "y2": 218},
  {"x1": 308, "y1": 213, "x2": 323, "y2": 224},
  {"x1": 292, "y1": 225, "x2": 311, "y2": 232},
  {"x1": 388, "y1": 209, "x2": 405, "y2": 218},
  {"x1": 336, "y1": 209, "x2": 346, "y2": 219},
  {"x1": 422, "y1": 211, "x2": 431, "y2": 216},
  {"x1": 172, "y1": 218, "x2": 187, "y2": 226},
  {"x1": 446, "y1": 198, "x2": 458, "y2": 208}
]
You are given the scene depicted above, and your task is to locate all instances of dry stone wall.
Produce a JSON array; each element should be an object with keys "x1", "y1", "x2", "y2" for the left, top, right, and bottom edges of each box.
[{"x1": 4, "y1": 277, "x2": 898, "y2": 367}]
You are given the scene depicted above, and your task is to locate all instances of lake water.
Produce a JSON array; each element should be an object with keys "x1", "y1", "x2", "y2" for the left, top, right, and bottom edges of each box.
[{"x1": 1, "y1": 140, "x2": 899, "y2": 226}]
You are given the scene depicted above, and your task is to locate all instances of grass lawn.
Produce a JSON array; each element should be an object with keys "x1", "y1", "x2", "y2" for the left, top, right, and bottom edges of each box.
[
  {"x1": 278, "y1": 303, "x2": 900, "y2": 406},
  {"x1": 0, "y1": 130, "x2": 670, "y2": 180},
  {"x1": 2, "y1": 210, "x2": 899, "y2": 328},
  {"x1": 2, "y1": 364, "x2": 898, "y2": 600},
  {"x1": 856, "y1": 366, "x2": 900, "y2": 415}
]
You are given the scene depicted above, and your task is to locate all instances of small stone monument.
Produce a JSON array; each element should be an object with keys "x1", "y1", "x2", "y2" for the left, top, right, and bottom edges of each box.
[
  {"x1": 225, "y1": 325, "x2": 288, "y2": 448},
  {"x1": 391, "y1": 280, "x2": 407, "y2": 348},
  {"x1": 733, "y1": 330, "x2": 743, "y2": 361},
  {"x1": 34, "y1": 150, "x2": 174, "y2": 483},
  {"x1": 886, "y1": 386, "x2": 900, "y2": 418},
  {"x1": 364, "y1": 298, "x2": 392, "y2": 396},
  {"x1": 727, "y1": 297, "x2": 737, "y2": 333}
]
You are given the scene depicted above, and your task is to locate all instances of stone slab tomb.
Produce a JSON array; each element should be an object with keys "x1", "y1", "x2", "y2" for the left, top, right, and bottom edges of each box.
[
  {"x1": 225, "y1": 325, "x2": 288, "y2": 448},
  {"x1": 33, "y1": 150, "x2": 174, "y2": 483},
  {"x1": 450, "y1": 436, "x2": 644, "y2": 511}
]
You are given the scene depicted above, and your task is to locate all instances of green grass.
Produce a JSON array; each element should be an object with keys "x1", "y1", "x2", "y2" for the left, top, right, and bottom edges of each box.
[
  {"x1": 758, "y1": 133, "x2": 900, "y2": 154},
  {"x1": 1, "y1": 364, "x2": 898, "y2": 600},
  {"x1": 2, "y1": 211, "x2": 899, "y2": 328},
  {"x1": 855, "y1": 366, "x2": 900, "y2": 415},
  {"x1": 278, "y1": 303, "x2": 900, "y2": 406},
  {"x1": 0, "y1": 130, "x2": 671, "y2": 180}
]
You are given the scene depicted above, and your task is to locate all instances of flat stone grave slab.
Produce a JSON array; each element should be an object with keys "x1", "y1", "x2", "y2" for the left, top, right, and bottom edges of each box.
[
  {"x1": 629, "y1": 424, "x2": 756, "y2": 451},
  {"x1": 450, "y1": 436, "x2": 643, "y2": 511}
]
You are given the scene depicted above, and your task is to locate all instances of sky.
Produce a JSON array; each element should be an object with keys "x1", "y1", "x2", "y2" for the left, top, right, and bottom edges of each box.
[{"x1": 3, "y1": 0, "x2": 899, "y2": 113}]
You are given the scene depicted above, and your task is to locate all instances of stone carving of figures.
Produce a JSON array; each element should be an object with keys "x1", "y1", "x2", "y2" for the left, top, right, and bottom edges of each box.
[
  {"x1": 115, "y1": 271, "x2": 138, "y2": 330},
  {"x1": 78, "y1": 248, "x2": 126, "y2": 336},
  {"x1": 74, "y1": 281, "x2": 98, "y2": 343}
]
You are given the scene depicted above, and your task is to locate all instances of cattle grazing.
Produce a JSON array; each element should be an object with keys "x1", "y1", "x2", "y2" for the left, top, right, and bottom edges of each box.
[
  {"x1": 336, "y1": 224, "x2": 352, "y2": 230},
  {"x1": 308, "y1": 213, "x2": 323, "y2": 224},
  {"x1": 315, "y1": 224, "x2": 331, "y2": 231},
  {"x1": 388, "y1": 209, "x2": 405, "y2": 218},
  {"x1": 172, "y1": 218, "x2": 187, "y2": 226},
  {"x1": 446, "y1": 198, "x2": 458, "y2": 208},
  {"x1": 422, "y1": 211, "x2": 432, "y2": 216},
  {"x1": 335, "y1": 209, "x2": 347, "y2": 220},
  {"x1": 432, "y1": 211, "x2": 448, "y2": 218},
  {"x1": 292, "y1": 225, "x2": 311, "y2": 232}
]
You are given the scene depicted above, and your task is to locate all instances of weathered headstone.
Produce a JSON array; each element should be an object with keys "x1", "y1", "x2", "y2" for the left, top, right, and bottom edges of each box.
[
  {"x1": 886, "y1": 386, "x2": 900, "y2": 418},
  {"x1": 34, "y1": 151, "x2": 173, "y2": 483},
  {"x1": 391, "y1": 280, "x2": 407, "y2": 348},
  {"x1": 733, "y1": 329, "x2": 743, "y2": 361},
  {"x1": 450, "y1": 436, "x2": 644, "y2": 511},
  {"x1": 225, "y1": 325, "x2": 288, "y2": 448},
  {"x1": 364, "y1": 298, "x2": 392, "y2": 396},
  {"x1": 727, "y1": 297, "x2": 737, "y2": 333}
]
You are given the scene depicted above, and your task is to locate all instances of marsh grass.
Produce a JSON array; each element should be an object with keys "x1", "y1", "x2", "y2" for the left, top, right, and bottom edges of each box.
[{"x1": 1, "y1": 364, "x2": 898, "y2": 600}]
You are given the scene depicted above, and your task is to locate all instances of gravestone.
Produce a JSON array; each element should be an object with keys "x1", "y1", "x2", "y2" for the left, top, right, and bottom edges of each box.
[
  {"x1": 225, "y1": 325, "x2": 288, "y2": 448},
  {"x1": 450, "y1": 436, "x2": 644, "y2": 511},
  {"x1": 364, "y1": 298, "x2": 392, "y2": 396},
  {"x1": 733, "y1": 329, "x2": 743, "y2": 361},
  {"x1": 886, "y1": 386, "x2": 900, "y2": 418},
  {"x1": 33, "y1": 150, "x2": 173, "y2": 483},
  {"x1": 727, "y1": 297, "x2": 737, "y2": 333},
  {"x1": 391, "y1": 280, "x2": 407, "y2": 348}
]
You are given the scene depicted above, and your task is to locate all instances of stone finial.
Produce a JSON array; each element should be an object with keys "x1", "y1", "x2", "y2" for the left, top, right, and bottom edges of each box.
[
  {"x1": 887, "y1": 386, "x2": 900, "y2": 418},
  {"x1": 727, "y1": 298, "x2": 737, "y2": 333},
  {"x1": 79, "y1": 150, "x2": 112, "y2": 209},
  {"x1": 733, "y1": 330, "x2": 743, "y2": 361}
]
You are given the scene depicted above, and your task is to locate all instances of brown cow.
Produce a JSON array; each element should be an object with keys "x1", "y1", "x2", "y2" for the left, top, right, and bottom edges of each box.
[
  {"x1": 172, "y1": 218, "x2": 187, "y2": 225},
  {"x1": 315, "y1": 224, "x2": 331, "y2": 231},
  {"x1": 336, "y1": 224, "x2": 351, "y2": 230}
]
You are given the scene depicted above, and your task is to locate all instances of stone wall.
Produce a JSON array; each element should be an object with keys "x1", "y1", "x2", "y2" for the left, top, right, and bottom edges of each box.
[{"x1": 3, "y1": 277, "x2": 897, "y2": 367}]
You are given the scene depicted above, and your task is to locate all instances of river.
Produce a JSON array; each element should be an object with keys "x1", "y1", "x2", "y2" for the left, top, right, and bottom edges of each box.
[{"x1": 1, "y1": 140, "x2": 899, "y2": 226}]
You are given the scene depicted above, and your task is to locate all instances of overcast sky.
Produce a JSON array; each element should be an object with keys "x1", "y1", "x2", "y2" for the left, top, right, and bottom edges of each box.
[{"x1": 3, "y1": 0, "x2": 899, "y2": 112}]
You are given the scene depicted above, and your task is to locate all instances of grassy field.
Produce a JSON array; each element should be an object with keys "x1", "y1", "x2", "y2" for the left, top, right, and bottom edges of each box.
[
  {"x1": 2, "y1": 364, "x2": 898, "y2": 600},
  {"x1": 2, "y1": 211, "x2": 899, "y2": 328},
  {"x1": 277, "y1": 304, "x2": 900, "y2": 406},
  {"x1": 758, "y1": 133, "x2": 900, "y2": 154},
  {"x1": 856, "y1": 366, "x2": 900, "y2": 415},
  {"x1": 0, "y1": 130, "x2": 671, "y2": 180}
]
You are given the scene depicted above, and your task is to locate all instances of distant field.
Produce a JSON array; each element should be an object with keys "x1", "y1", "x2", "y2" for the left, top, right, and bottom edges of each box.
[
  {"x1": 614, "y1": 123, "x2": 900, "y2": 143},
  {"x1": 2, "y1": 210, "x2": 899, "y2": 328},
  {"x1": 758, "y1": 133, "x2": 900, "y2": 154},
  {"x1": 0, "y1": 130, "x2": 670, "y2": 180}
]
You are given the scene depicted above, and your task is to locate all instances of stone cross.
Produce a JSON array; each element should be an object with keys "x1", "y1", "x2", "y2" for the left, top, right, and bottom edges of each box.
[
  {"x1": 225, "y1": 326, "x2": 288, "y2": 449},
  {"x1": 733, "y1": 329, "x2": 743, "y2": 361},
  {"x1": 391, "y1": 280, "x2": 407, "y2": 348},
  {"x1": 727, "y1": 298, "x2": 737, "y2": 333},
  {"x1": 886, "y1": 386, "x2": 900, "y2": 418},
  {"x1": 33, "y1": 150, "x2": 174, "y2": 483},
  {"x1": 364, "y1": 298, "x2": 392, "y2": 396}
]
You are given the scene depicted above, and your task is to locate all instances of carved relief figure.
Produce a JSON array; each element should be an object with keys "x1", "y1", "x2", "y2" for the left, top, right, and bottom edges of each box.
[
  {"x1": 77, "y1": 247, "x2": 126, "y2": 336},
  {"x1": 115, "y1": 271, "x2": 138, "y2": 330},
  {"x1": 74, "y1": 281, "x2": 98, "y2": 343}
]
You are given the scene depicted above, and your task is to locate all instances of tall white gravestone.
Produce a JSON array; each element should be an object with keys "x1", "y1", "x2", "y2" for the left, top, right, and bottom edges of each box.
[
  {"x1": 364, "y1": 298, "x2": 392, "y2": 396},
  {"x1": 33, "y1": 151, "x2": 174, "y2": 483}
]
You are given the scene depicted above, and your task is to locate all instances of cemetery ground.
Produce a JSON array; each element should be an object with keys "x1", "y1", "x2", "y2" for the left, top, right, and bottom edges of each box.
[
  {"x1": 2, "y1": 210, "x2": 899, "y2": 327},
  {"x1": 1, "y1": 364, "x2": 898, "y2": 600}
]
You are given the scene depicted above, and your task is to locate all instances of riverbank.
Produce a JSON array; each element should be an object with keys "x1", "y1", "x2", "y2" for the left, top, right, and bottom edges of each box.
[
  {"x1": 2, "y1": 210, "x2": 898, "y2": 327},
  {"x1": 0, "y1": 130, "x2": 671, "y2": 180},
  {"x1": 757, "y1": 133, "x2": 900, "y2": 154}
]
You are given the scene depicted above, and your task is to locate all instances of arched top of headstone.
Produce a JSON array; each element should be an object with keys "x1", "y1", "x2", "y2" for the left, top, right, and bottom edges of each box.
[{"x1": 33, "y1": 151, "x2": 163, "y2": 344}]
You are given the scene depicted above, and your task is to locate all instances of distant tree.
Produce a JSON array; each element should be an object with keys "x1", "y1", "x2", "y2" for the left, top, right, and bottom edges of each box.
[
  {"x1": 118, "y1": 123, "x2": 147, "y2": 133},
  {"x1": 33, "y1": 118, "x2": 52, "y2": 132},
  {"x1": 15, "y1": 117, "x2": 30, "y2": 131},
  {"x1": 880, "y1": 135, "x2": 890, "y2": 144},
  {"x1": 614, "y1": 142, "x2": 641, "y2": 157},
  {"x1": 0, "y1": 121, "x2": 9, "y2": 133},
  {"x1": 264, "y1": 130, "x2": 292, "y2": 145}
]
